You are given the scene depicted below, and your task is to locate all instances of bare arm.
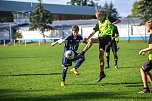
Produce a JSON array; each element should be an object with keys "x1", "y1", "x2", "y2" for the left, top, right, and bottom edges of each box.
[
  {"x1": 139, "y1": 44, "x2": 152, "y2": 55},
  {"x1": 112, "y1": 34, "x2": 119, "y2": 40},
  {"x1": 51, "y1": 41, "x2": 58, "y2": 47},
  {"x1": 109, "y1": 19, "x2": 121, "y2": 25},
  {"x1": 112, "y1": 19, "x2": 121, "y2": 25},
  {"x1": 51, "y1": 39, "x2": 65, "y2": 47},
  {"x1": 85, "y1": 30, "x2": 96, "y2": 40}
]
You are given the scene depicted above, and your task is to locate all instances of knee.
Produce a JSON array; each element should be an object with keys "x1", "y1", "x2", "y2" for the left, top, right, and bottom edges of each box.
[
  {"x1": 106, "y1": 52, "x2": 110, "y2": 56},
  {"x1": 140, "y1": 67, "x2": 142, "y2": 71},
  {"x1": 63, "y1": 66, "x2": 68, "y2": 70},
  {"x1": 99, "y1": 49, "x2": 104, "y2": 56},
  {"x1": 140, "y1": 67, "x2": 145, "y2": 72},
  {"x1": 80, "y1": 57, "x2": 85, "y2": 62},
  {"x1": 88, "y1": 38, "x2": 94, "y2": 44},
  {"x1": 99, "y1": 55, "x2": 104, "y2": 61}
]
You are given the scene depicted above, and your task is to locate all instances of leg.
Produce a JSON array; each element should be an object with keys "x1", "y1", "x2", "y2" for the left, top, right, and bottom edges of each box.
[
  {"x1": 99, "y1": 48, "x2": 105, "y2": 72},
  {"x1": 113, "y1": 51, "x2": 118, "y2": 68},
  {"x1": 71, "y1": 57, "x2": 85, "y2": 75},
  {"x1": 74, "y1": 38, "x2": 98, "y2": 60},
  {"x1": 74, "y1": 57, "x2": 85, "y2": 69},
  {"x1": 114, "y1": 53, "x2": 118, "y2": 68},
  {"x1": 61, "y1": 54, "x2": 72, "y2": 86},
  {"x1": 97, "y1": 36, "x2": 111, "y2": 82},
  {"x1": 61, "y1": 66, "x2": 68, "y2": 87},
  {"x1": 62, "y1": 66, "x2": 68, "y2": 82},
  {"x1": 82, "y1": 37, "x2": 99, "y2": 54},
  {"x1": 139, "y1": 67, "x2": 150, "y2": 93},
  {"x1": 140, "y1": 68, "x2": 148, "y2": 88},
  {"x1": 112, "y1": 41, "x2": 118, "y2": 68},
  {"x1": 147, "y1": 71, "x2": 152, "y2": 85},
  {"x1": 97, "y1": 48, "x2": 106, "y2": 82},
  {"x1": 116, "y1": 41, "x2": 120, "y2": 50},
  {"x1": 105, "y1": 52, "x2": 110, "y2": 68}
]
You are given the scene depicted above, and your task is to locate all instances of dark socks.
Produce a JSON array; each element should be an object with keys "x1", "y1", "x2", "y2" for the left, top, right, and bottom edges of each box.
[
  {"x1": 62, "y1": 68, "x2": 68, "y2": 81},
  {"x1": 114, "y1": 55, "x2": 118, "y2": 66},
  {"x1": 106, "y1": 56, "x2": 110, "y2": 68},
  {"x1": 80, "y1": 51, "x2": 85, "y2": 56}
]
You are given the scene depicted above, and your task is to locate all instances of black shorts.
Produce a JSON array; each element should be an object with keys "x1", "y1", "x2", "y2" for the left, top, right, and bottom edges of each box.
[
  {"x1": 142, "y1": 60, "x2": 152, "y2": 72},
  {"x1": 98, "y1": 36, "x2": 111, "y2": 52}
]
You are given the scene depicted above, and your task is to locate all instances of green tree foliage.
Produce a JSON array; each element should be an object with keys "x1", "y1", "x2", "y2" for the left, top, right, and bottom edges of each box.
[
  {"x1": 67, "y1": 0, "x2": 95, "y2": 6},
  {"x1": 130, "y1": 0, "x2": 152, "y2": 24},
  {"x1": 29, "y1": 0, "x2": 53, "y2": 42},
  {"x1": 103, "y1": 1, "x2": 119, "y2": 18},
  {"x1": 138, "y1": 0, "x2": 152, "y2": 21},
  {"x1": 12, "y1": 31, "x2": 22, "y2": 40},
  {"x1": 130, "y1": 1, "x2": 140, "y2": 17},
  {"x1": 81, "y1": 0, "x2": 87, "y2": 6}
]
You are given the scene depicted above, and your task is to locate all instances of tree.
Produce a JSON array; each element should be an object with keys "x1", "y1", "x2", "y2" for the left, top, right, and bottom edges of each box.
[
  {"x1": 138, "y1": 0, "x2": 152, "y2": 23},
  {"x1": 130, "y1": 1, "x2": 140, "y2": 17},
  {"x1": 67, "y1": 0, "x2": 95, "y2": 6},
  {"x1": 103, "y1": 1, "x2": 119, "y2": 18},
  {"x1": 130, "y1": 0, "x2": 152, "y2": 24},
  {"x1": 67, "y1": 0, "x2": 81, "y2": 5},
  {"x1": 82, "y1": 0, "x2": 87, "y2": 6},
  {"x1": 128, "y1": 1, "x2": 139, "y2": 18},
  {"x1": 29, "y1": 0, "x2": 53, "y2": 42},
  {"x1": 87, "y1": 0, "x2": 95, "y2": 6},
  {"x1": 12, "y1": 31, "x2": 22, "y2": 41},
  {"x1": 103, "y1": 1, "x2": 108, "y2": 11}
]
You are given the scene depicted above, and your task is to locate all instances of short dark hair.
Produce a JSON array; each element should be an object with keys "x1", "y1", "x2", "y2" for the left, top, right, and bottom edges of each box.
[
  {"x1": 96, "y1": 9, "x2": 105, "y2": 15},
  {"x1": 72, "y1": 25, "x2": 79, "y2": 31}
]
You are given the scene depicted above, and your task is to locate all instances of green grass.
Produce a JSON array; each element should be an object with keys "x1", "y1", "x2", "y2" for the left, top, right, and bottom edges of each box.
[{"x1": 0, "y1": 41, "x2": 152, "y2": 101}]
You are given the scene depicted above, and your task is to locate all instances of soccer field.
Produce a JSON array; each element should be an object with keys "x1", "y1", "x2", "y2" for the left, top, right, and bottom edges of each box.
[{"x1": 0, "y1": 41, "x2": 152, "y2": 101}]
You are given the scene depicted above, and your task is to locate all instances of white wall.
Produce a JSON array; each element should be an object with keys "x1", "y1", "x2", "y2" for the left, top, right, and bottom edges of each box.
[
  {"x1": 14, "y1": 25, "x2": 149, "y2": 41},
  {"x1": 80, "y1": 25, "x2": 149, "y2": 40}
]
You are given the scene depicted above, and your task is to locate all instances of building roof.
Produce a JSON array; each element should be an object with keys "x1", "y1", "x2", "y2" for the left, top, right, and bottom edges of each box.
[{"x1": 0, "y1": 1, "x2": 97, "y2": 15}]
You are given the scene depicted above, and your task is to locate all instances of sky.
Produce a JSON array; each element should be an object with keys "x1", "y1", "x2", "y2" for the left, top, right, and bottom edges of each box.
[{"x1": 6, "y1": 0, "x2": 138, "y2": 17}]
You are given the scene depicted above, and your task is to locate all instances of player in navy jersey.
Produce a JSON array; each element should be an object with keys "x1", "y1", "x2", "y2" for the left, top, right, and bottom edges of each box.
[
  {"x1": 51, "y1": 25, "x2": 85, "y2": 87},
  {"x1": 138, "y1": 21, "x2": 152, "y2": 93}
]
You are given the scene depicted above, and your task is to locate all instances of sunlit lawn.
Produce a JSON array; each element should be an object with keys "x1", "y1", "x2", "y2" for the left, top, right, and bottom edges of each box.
[{"x1": 0, "y1": 41, "x2": 151, "y2": 101}]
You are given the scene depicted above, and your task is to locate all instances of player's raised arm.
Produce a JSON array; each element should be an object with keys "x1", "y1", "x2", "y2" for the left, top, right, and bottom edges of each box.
[{"x1": 51, "y1": 38, "x2": 65, "y2": 47}]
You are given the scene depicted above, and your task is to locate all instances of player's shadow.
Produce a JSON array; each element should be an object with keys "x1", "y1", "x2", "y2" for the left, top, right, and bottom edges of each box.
[
  {"x1": 117, "y1": 66, "x2": 133, "y2": 68},
  {"x1": 103, "y1": 82, "x2": 142, "y2": 85},
  {"x1": 100, "y1": 82, "x2": 143, "y2": 87},
  {"x1": 69, "y1": 81, "x2": 143, "y2": 87},
  {"x1": 0, "y1": 73, "x2": 61, "y2": 76},
  {"x1": 0, "y1": 56, "x2": 50, "y2": 59},
  {"x1": 0, "y1": 89, "x2": 151, "y2": 101},
  {"x1": 67, "y1": 83, "x2": 98, "y2": 86}
]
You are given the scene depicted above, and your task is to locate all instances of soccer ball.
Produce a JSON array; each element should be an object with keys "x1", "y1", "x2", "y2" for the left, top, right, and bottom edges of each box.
[{"x1": 64, "y1": 50, "x2": 75, "y2": 59}]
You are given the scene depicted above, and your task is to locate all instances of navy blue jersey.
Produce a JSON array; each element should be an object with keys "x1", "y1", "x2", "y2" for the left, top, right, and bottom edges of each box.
[{"x1": 58, "y1": 34, "x2": 83, "y2": 52}]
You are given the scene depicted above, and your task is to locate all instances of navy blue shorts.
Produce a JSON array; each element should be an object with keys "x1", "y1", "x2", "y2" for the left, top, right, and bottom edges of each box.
[
  {"x1": 62, "y1": 51, "x2": 78, "y2": 67},
  {"x1": 142, "y1": 60, "x2": 152, "y2": 72}
]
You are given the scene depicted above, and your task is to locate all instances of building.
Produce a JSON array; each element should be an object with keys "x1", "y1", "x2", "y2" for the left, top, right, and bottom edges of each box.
[
  {"x1": 0, "y1": 0, "x2": 99, "y2": 23},
  {"x1": 0, "y1": 1, "x2": 147, "y2": 44},
  {"x1": 0, "y1": 0, "x2": 101, "y2": 43}
]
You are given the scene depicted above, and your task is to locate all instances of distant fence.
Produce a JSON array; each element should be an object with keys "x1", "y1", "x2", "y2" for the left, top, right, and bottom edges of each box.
[
  {"x1": 0, "y1": 24, "x2": 149, "y2": 46},
  {"x1": 81, "y1": 25, "x2": 148, "y2": 41}
]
